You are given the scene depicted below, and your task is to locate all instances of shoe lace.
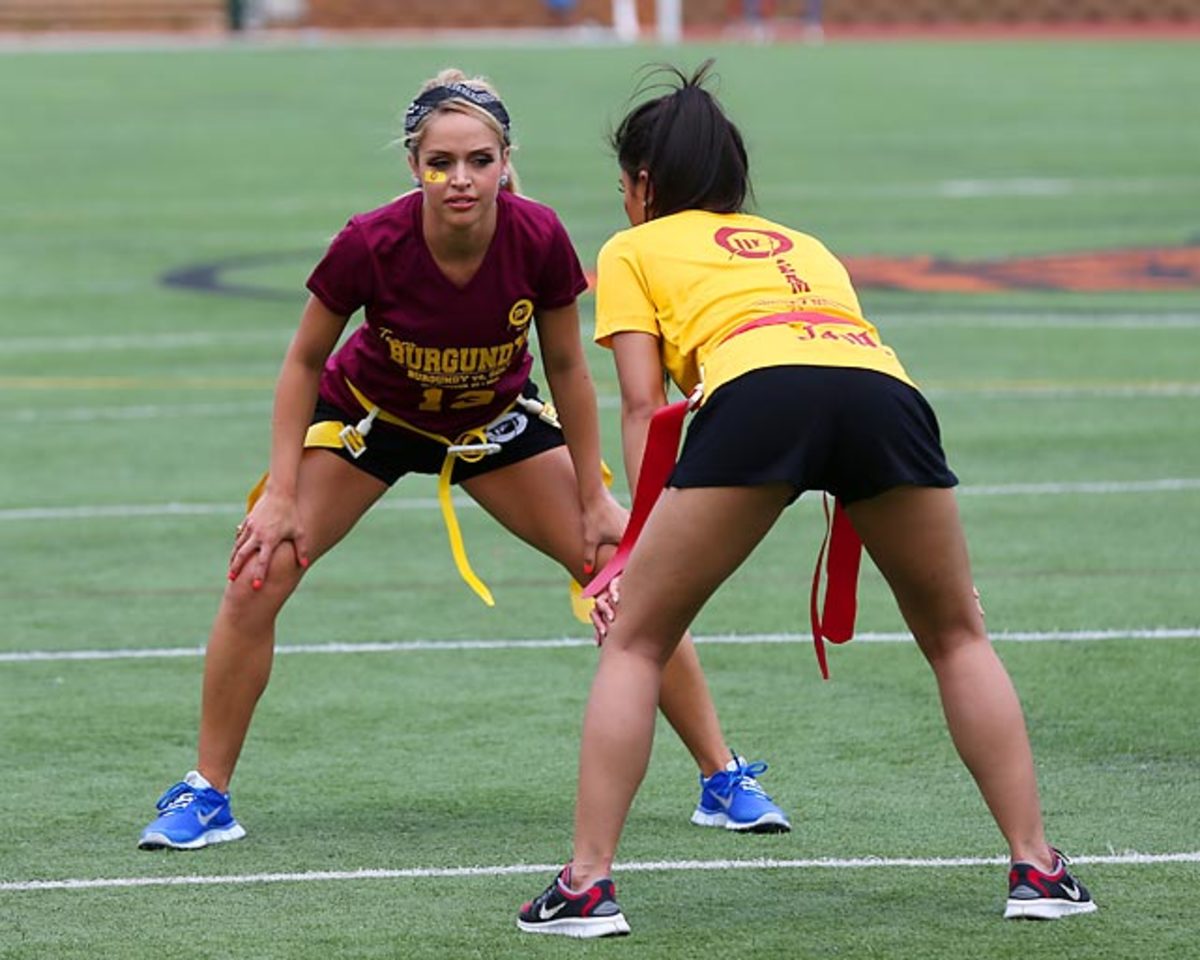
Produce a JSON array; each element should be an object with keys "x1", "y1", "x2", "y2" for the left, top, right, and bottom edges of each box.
[
  {"x1": 732, "y1": 760, "x2": 772, "y2": 798},
  {"x1": 531, "y1": 869, "x2": 570, "y2": 911},
  {"x1": 1049, "y1": 847, "x2": 1073, "y2": 871},
  {"x1": 156, "y1": 782, "x2": 198, "y2": 812}
]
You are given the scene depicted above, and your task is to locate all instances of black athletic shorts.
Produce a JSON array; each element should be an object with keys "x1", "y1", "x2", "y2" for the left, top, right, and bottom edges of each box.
[
  {"x1": 311, "y1": 380, "x2": 565, "y2": 486},
  {"x1": 669, "y1": 366, "x2": 959, "y2": 504}
]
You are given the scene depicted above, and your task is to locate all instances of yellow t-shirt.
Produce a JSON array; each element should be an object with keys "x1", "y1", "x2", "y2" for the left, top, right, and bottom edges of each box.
[{"x1": 594, "y1": 210, "x2": 913, "y2": 398}]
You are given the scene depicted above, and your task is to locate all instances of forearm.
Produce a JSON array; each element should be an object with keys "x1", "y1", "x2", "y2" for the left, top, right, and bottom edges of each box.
[
  {"x1": 264, "y1": 355, "x2": 323, "y2": 498},
  {"x1": 609, "y1": 331, "x2": 668, "y2": 496},
  {"x1": 620, "y1": 403, "x2": 654, "y2": 494},
  {"x1": 544, "y1": 360, "x2": 608, "y2": 503}
]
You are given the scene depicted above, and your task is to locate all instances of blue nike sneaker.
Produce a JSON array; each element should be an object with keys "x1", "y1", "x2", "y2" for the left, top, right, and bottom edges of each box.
[
  {"x1": 137, "y1": 770, "x2": 246, "y2": 850},
  {"x1": 691, "y1": 756, "x2": 791, "y2": 833}
]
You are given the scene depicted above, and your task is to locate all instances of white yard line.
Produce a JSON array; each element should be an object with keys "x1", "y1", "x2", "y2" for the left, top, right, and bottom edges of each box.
[
  {"x1": 2, "y1": 477, "x2": 1198, "y2": 523},
  {"x1": 2, "y1": 850, "x2": 1197, "y2": 894},
  {"x1": 2, "y1": 628, "x2": 1196, "y2": 665}
]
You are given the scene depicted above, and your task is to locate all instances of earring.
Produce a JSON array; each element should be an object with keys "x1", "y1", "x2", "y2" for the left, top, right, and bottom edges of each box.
[
  {"x1": 411, "y1": 174, "x2": 420, "y2": 186},
  {"x1": 498, "y1": 173, "x2": 510, "y2": 188}
]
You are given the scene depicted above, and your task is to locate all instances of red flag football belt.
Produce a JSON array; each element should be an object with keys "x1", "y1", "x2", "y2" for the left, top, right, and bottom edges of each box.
[{"x1": 583, "y1": 363, "x2": 863, "y2": 679}]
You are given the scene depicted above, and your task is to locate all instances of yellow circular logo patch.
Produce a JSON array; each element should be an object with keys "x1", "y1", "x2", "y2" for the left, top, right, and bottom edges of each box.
[{"x1": 508, "y1": 298, "x2": 534, "y2": 329}]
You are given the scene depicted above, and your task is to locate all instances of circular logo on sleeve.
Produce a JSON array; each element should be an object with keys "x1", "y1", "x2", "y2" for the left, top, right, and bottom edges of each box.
[
  {"x1": 507, "y1": 298, "x2": 534, "y2": 329},
  {"x1": 714, "y1": 227, "x2": 793, "y2": 259}
]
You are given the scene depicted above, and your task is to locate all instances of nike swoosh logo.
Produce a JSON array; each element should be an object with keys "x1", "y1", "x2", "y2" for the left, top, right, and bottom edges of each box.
[
  {"x1": 1059, "y1": 879, "x2": 1082, "y2": 901},
  {"x1": 711, "y1": 792, "x2": 734, "y2": 811},
  {"x1": 538, "y1": 901, "x2": 567, "y2": 920},
  {"x1": 196, "y1": 808, "x2": 222, "y2": 827}
]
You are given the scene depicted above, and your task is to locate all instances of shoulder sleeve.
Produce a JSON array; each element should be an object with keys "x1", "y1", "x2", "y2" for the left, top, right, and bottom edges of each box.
[
  {"x1": 593, "y1": 233, "x2": 657, "y2": 349},
  {"x1": 306, "y1": 219, "x2": 373, "y2": 318},
  {"x1": 535, "y1": 210, "x2": 589, "y2": 310}
]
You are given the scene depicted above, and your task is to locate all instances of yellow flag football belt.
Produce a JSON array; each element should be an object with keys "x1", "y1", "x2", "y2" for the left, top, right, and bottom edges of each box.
[{"x1": 246, "y1": 379, "x2": 603, "y2": 622}]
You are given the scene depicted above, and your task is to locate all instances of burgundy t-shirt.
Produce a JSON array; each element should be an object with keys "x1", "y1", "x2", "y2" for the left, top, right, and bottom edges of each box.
[{"x1": 307, "y1": 190, "x2": 588, "y2": 438}]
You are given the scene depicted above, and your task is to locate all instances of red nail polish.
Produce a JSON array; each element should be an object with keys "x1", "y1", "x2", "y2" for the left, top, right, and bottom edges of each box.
[
  {"x1": 300, "y1": 557, "x2": 310, "y2": 569},
  {"x1": 252, "y1": 578, "x2": 263, "y2": 590},
  {"x1": 227, "y1": 571, "x2": 236, "y2": 581},
  {"x1": 583, "y1": 562, "x2": 594, "y2": 575}
]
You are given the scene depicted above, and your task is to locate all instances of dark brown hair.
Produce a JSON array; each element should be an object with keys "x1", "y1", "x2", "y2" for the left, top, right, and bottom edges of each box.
[{"x1": 609, "y1": 59, "x2": 751, "y2": 220}]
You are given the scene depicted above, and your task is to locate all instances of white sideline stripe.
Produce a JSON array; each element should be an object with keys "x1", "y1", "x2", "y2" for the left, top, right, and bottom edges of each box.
[
  {"x1": 3, "y1": 628, "x2": 1196, "y2": 664},
  {"x1": 3, "y1": 851, "x2": 1197, "y2": 894},
  {"x1": 3, "y1": 477, "x2": 1199, "y2": 522}
]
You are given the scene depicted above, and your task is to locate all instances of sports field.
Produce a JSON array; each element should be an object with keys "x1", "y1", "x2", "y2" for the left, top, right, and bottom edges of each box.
[{"x1": 1, "y1": 35, "x2": 1198, "y2": 959}]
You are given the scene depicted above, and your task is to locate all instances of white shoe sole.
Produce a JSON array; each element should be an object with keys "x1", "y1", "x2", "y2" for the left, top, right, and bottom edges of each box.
[
  {"x1": 516, "y1": 915, "x2": 631, "y2": 938},
  {"x1": 1004, "y1": 898, "x2": 1098, "y2": 920},
  {"x1": 690, "y1": 809, "x2": 791, "y2": 833},
  {"x1": 137, "y1": 822, "x2": 246, "y2": 850}
]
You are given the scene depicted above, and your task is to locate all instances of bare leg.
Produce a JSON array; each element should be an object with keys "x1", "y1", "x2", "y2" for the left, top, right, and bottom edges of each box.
[
  {"x1": 463, "y1": 449, "x2": 733, "y2": 776},
  {"x1": 657, "y1": 639, "x2": 728, "y2": 776},
  {"x1": 566, "y1": 484, "x2": 792, "y2": 887},
  {"x1": 846, "y1": 485, "x2": 1055, "y2": 871},
  {"x1": 196, "y1": 451, "x2": 387, "y2": 791}
]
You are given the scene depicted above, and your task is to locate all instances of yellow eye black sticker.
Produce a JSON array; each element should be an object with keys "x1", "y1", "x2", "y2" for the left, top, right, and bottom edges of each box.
[{"x1": 423, "y1": 169, "x2": 447, "y2": 183}]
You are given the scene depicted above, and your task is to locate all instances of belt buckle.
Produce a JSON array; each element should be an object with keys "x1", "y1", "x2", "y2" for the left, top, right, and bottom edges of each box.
[{"x1": 338, "y1": 424, "x2": 368, "y2": 459}]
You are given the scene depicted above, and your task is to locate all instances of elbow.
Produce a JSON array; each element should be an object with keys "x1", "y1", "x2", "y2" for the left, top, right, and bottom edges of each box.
[
  {"x1": 540, "y1": 345, "x2": 587, "y2": 385},
  {"x1": 621, "y1": 395, "x2": 661, "y2": 425}
]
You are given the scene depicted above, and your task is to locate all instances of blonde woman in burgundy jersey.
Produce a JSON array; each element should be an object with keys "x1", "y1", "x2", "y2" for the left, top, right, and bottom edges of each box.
[{"x1": 137, "y1": 69, "x2": 789, "y2": 854}]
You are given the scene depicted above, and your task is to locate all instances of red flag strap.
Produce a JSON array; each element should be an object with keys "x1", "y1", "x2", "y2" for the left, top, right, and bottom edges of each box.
[
  {"x1": 583, "y1": 389, "x2": 863, "y2": 681},
  {"x1": 809, "y1": 494, "x2": 863, "y2": 679},
  {"x1": 582, "y1": 392, "x2": 697, "y2": 600}
]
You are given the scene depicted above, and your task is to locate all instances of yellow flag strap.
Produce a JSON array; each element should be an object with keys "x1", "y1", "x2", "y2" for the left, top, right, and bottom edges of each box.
[
  {"x1": 245, "y1": 384, "x2": 613, "y2": 620},
  {"x1": 437, "y1": 452, "x2": 495, "y2": 607}
]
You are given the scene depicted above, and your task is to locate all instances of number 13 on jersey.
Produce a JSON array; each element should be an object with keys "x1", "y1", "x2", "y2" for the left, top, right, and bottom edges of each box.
[{"x1": 418, "y1": 387, "x2": 496, "y2": 412}]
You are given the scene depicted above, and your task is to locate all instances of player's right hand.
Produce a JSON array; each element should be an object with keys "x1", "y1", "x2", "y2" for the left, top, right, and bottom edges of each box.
[{"x1": 228, "y1": 492, "x2": 310, "y2": 590}]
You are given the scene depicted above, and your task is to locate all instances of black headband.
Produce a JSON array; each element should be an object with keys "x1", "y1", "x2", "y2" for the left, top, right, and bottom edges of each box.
[{"x1": 403, "y1": 83, "x2": 512, "y2": 143}]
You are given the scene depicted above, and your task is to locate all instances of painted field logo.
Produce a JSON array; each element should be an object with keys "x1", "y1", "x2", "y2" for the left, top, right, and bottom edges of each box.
[
  {"x1": 714, "y1": 227, "x2": 793, "y2": 260},
  {"x1": 843, "y1": 246, "x2": 1200, "y2": 292},
  {"x1": 161, "y1": 245, "x2": 1200, "y2": 299}
]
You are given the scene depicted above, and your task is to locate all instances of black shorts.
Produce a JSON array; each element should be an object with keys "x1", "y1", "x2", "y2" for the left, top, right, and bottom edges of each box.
[
  {"x1": 312, "y1": 381, "x2": 565, "y2": 486},
  {"x1": 670, "y1": 366, "x2": 959, "y2": 504}
]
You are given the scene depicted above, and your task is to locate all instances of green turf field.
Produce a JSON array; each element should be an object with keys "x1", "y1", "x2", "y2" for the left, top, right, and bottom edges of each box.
[{"x1": 1, "y1": 36, "x2": 1198, "y2": 959}]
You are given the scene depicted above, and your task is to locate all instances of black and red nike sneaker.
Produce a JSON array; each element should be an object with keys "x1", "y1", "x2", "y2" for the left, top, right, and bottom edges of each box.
[
  {"x1": 517, "y1": 866, "x2": 631, "y2": 938},
  {"x1": 1004, "y1": 850, "x2": 1097, "y2": 919}
]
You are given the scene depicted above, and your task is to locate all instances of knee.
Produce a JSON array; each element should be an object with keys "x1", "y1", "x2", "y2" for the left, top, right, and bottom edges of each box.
[
  {"x1": 603, "y1": 623, "x2": 678, "y2": 669},
  {"x1": 916, "y1": 625, "x2": 990, "y2": 670},
  {"x1": 221, "y1": 553, "x2": 304, "y2": 623}
]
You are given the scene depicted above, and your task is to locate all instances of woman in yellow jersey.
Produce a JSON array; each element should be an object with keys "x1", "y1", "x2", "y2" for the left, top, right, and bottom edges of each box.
[{"x1": 517, "y1": 62, "x2": 1095, "y2": 938}]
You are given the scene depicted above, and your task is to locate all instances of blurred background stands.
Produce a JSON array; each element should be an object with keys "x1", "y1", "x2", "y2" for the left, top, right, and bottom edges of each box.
[{"x1": 0, "y1": 0, "x2": 1196, "y2": 36}]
